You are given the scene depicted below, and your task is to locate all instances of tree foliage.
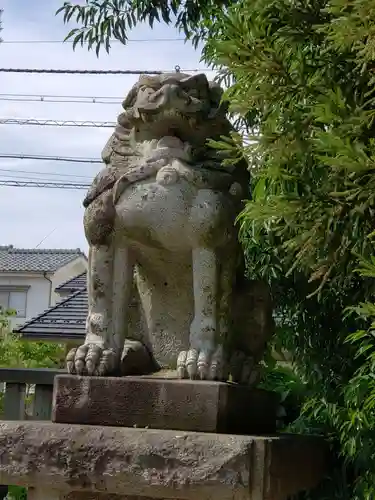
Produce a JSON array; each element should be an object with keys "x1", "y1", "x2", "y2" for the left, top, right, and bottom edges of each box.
[
  {"x1": 203, "y1": 0, "x2": 375, "y2": 497},
  {"x1": 0, "y1": 310, "x2": 65, "y2": 369},
  {"x1": 205, "y1": 0, "x2": 375, "y2": 298},
  {"x1": 0, "y1": 332, "x2": 65, "y2": 369},
  {"x1": 56, "y1": 0, "x2": 228, "y2": 54}
]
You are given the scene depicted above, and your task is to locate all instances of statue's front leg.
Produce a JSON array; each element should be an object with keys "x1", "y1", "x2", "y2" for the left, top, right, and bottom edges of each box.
[
  {"x1": 177, "y1": 247, "x2": 223, "y2": 380},
  {"x1": 66, "y1": 244, "x2": 122, "y2": 376}
]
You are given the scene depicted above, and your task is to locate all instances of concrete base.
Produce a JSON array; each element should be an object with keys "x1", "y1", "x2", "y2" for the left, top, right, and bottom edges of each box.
[
  {"x1": 0, "y1": 422, "x2": 327, "y2": 500},
  {"x1": 52, "y1": 375, "x2": 278, "y2": 434}
]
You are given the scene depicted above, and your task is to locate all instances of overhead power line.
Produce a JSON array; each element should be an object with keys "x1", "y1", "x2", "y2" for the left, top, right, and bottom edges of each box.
[
  {"x1": 0, "y1": 154, "x2": 102, "y2": 164},
  {"x1": 0, "y1": 179, "x2": 89, "y2": 189},
  {"x1": 0, "y1": 68, "x2": 162, "y2": 75},
  {"x1": 0, "y1": 168, "x2": 92, "y2": 179},
  {"x1": 0, "y1": 118, "x2": 115, "y2": 128},
  {"x1": 0, "y1": 67, "x2": 213, "y2": 75},
  {"x1": 2, "y1": 38, "x2": 184, "y2": 44},
  {"x1": 0, "y1": 92, "x2": 122, "y2": 100},
  {"x1": 0, "y1": 173, "x2": 88, "y2": 183},
  {"x1": 0, "y1": 96, "x2": 121, "y2": 105}
]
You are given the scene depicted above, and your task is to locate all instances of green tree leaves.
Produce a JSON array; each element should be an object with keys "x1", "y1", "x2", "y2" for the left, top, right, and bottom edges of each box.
[
  {"x1": 203, "y1": 0, "x2": 375, "y2": 496},
  {"x1": 0, "y1": 310, "x2": 64, "y2": 369},
  {"x1": 205, "y1": 0, "x2": 375, "y2": 297},
  {"x1": 56, "y1": 0, "x2": 230, "y2": 54}
]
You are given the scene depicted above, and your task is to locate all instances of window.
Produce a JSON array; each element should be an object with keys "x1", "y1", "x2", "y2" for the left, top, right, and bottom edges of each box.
[{"x1": 0, "y1": 289, "x2": 28, "y2": 317}]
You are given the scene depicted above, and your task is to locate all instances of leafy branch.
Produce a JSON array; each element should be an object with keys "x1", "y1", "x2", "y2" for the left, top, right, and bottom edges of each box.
[{"x1": 56, "y1": 0, "x2": 231, "y2": 55}]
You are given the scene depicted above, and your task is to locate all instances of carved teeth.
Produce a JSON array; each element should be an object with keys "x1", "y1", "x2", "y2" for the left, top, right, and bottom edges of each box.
[{"x1": 138, "y1": 108, "x2": 192, "y2": 123}]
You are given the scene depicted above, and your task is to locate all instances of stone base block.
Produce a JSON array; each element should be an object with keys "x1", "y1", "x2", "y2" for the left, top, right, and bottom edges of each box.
[
  {"x1": 0, "y1": 422, "x2": 328, "y2": 500},
  {"x1": 52, "y1": 375, "x2": 278, "y2": 434}
]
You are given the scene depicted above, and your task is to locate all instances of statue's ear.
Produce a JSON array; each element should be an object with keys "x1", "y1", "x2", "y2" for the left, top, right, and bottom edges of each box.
[
  {"x1": 207, "y1": 82, "x2": 228, "y2": 118},
  {"x1": 209, "y1": 83, "x2": 224, "y2": 105},
  {"x1": 180, "y1": 73, "x2": 209, "y2": 90},
  {"x1": 101, "y1": 134, "x2": 115, "y2": 164},
  {"x1": 207, "y1": 102, "x2": 229, "y2": 119},
  {"x1": 122, "y1": 85, "x2": 138, "y2": 109}
]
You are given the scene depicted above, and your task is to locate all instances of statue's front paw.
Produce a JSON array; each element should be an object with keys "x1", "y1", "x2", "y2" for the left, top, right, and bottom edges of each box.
[
  {"x1": 176, "y1": 347, "x2": 260, "y2": 385},
  {"x1": 66, "y1": 343, "x2": 120, "y2": 376},
  {"x1": 177, "y1": 346, "x2": 224, "y2": 380}
]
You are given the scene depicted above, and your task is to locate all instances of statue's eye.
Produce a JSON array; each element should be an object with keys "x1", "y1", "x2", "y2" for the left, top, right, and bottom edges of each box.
[{"x1": 139, "y1": 86, "x2": 157, "y2": 98}]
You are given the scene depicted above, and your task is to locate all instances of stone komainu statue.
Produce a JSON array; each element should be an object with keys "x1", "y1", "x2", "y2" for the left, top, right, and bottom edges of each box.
[{"x1": 67, "y1": 72, "x2": 274, "y2": 384}]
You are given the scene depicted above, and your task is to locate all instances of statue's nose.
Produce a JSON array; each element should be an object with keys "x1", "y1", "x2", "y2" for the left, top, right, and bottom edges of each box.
[
  {"x1": 136, "y1": 84, "x2": 189, "y2": 113},
  {"x1": 150, "y1": 84, "x2": 185, "y2": 104}
]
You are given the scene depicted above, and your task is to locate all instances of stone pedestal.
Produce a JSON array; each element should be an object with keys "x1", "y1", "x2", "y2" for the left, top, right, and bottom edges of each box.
[
  {"x1": 0, "y1": 422, "x2": 327, "y2": 500},
  {"x1": 52, "y1": 375, "x2": 278, "y2": 434},
  {"x1": 0, "y1": 375, "x2": 328, "y2": 500}
]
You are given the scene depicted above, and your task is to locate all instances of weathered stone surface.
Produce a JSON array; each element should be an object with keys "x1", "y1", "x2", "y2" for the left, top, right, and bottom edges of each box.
[
  {"x1": 28, "y1": 489, "x2": 136, "y2": 499},
  {"x1": 30, "y1": 493, "x2": 203, "y2": 500},
  {"x1": 67, "y1": 71, "x2": 274, "y2": 384},
  {"x1": 52, "y1": 375, "x2": 278, "y2": 434},
  {"x1": 0, "y1": 422, "x2": 327, "y2": 500}
]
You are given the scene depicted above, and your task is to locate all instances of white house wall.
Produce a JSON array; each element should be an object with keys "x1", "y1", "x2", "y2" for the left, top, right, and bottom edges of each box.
[
  {"x1": 0, "y1": 274, "x2": 51, "y2": 329},
  {"x1": 51, "y1": 256, "x2": 88, "y2": 306}
]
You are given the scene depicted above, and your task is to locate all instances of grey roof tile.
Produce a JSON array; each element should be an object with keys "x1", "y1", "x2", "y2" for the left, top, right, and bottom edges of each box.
[
  {"x1": 15, "y1": 289, "x2": 87, "y2": 340},
  {"x1": 17, "y1": 272, "x2": 140, "y2": 341},
  {"x1": 55, "y1": 271, "x2": 87, "y2": 293},
  {"x1": 0, "y1": 245, "x2": 86, "y2": 273}
]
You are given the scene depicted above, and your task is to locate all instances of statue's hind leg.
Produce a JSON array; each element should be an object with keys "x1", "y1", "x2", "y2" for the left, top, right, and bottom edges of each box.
[{"x1": 219, "y1": 251, "x2": 258, "y2": 384}]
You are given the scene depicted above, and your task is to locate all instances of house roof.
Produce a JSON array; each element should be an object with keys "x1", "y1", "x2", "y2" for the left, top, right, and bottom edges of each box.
[
  {"x1": 16, "y1": 270, "x2": 140, "y2": 341},
  {"x1": 0, "y1": 245, "x2": 86, "y2": 273},
  {"x1": 55, "y1": 271, "x2": 87, "y2": 293},
  {"x1": 15, "y1": 289, "x2": 87, "y2": 340}
]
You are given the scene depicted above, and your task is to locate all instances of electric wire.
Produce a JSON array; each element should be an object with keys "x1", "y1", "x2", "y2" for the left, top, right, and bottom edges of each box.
[
  {"x1": 0, "y1": 168, "x2": 93, "y2": 179},
  {"x1": 0, "y1": 61, "x2": 214, "y2": 190},
  {"x1": 0, "y1": 96, "x2": 121, "y2": 104},
  {"x1": 0, "y1": 66, "x2": 213, "y2": 75},
  {"x1": 0, "y1": 173, "x2": 88, "y2": 183},
  {"x1": 0, "y1": 118, "x2": 115, "y2": 128},
  {"x1": 0, "y1": 154, "x2": 102, "y2": 164},
  {"x1": 0, "y1": 179, "x2": 90, "y2": 189},
  {"x1": 0, "y1": 92, "x2": 122, "y2": 100}
]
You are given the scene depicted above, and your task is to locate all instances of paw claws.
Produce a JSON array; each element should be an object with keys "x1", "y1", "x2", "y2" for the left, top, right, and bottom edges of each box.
[
  {"x1": 75, "y1": 360, "x2": 85, "y2": 375},
  {"x1": 66, "y1": 343, "x2": 118, "y2": 377},
  {"x1": 86, "y1": 360, "x2": 95, "y2": 375},
  {"x1": 187, "y1": 363, "x2": 197, "y2": 379},
  {"x1": 176, "y1": 346, "x2": 259, "y2": 385},
  {"x1": 66, "y1": 361, "x2": 74, "y2": 374},
  {"x1": 186, "y1": 349, "x2": 198, "y2": 379},
  {"x1": 198, "y1": 366, "x2": 207, "y2": 380},
  {"x1": 177, "y1": 351, "x2": 187, "y2": 379}
]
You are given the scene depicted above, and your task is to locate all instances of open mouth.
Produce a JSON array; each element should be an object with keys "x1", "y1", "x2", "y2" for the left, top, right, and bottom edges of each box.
[
  {"x1": 134, "y1": 109, "x2": 201, "y2": 144},
  {"x1": 136, "y1": 108, "x2": 198, "y2": 128}
]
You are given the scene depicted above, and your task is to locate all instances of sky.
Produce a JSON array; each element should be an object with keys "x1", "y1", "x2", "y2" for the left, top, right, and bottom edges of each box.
[{"x1": 0, "y1": 0, "x2": 213, "y2": 253}]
